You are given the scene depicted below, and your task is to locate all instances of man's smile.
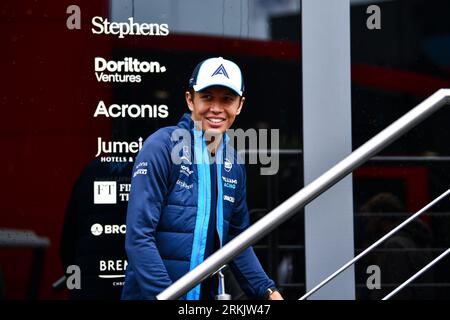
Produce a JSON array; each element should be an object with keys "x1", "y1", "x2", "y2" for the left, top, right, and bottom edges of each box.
[{"x1": 206, "y1": 117, "x2": 226, "y2": 127}]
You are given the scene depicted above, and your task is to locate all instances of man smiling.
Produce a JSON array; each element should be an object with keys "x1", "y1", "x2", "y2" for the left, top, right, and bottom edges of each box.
[{"x1": 122, "y1": 57, "x2": 282, "y2": 300}]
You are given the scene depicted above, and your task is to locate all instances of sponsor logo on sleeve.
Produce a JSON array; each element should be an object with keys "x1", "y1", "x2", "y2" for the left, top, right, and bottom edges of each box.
[
  {"x1": 222, "y1": 176, "x2": 237, "y2": 189},
  {"x1": 224, "y1": 195, "x2": 235, "y2": 203},
  {"x1": 176, "y1": 179, "x2": 193, "y2": 190},
  {"x1": 180, "y1": 165, "x2": 194, "y2": 177},
  {"x1": 133, "y1": 162, "x2": 148, "y2": 178}
]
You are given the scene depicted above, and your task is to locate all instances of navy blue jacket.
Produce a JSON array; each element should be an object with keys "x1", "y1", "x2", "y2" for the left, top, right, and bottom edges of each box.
[{"x1": 121, "y1": 113, "x2": 274, "y2": 300}]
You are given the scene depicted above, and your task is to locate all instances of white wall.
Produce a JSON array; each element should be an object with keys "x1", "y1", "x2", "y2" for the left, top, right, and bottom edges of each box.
[{"x1": 302, "y1": 0, "x2": 355, "y2": 300}]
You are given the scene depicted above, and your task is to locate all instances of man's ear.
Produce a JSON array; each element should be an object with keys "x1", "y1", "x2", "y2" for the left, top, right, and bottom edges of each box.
[
  {"x1": 185, "y1": 91, "x2": 194, "y2": 112},
  {"x1": 236, "y1": 96, "x2": 245, "y2": 115}
]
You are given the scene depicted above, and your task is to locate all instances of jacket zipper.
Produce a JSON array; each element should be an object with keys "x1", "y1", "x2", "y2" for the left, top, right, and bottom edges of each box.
[{"x1": 195, "y1": 142, "x2": 208, "y2": 273}]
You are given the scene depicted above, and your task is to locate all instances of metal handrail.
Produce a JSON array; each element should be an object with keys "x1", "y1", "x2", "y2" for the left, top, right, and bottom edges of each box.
[
  {"x1": 383, "y1": 248, "x2": 450, "y2": 300},
  {"x1": 370, "y1": 156, "x2": 450, "y2": 162},
  {"x1": 157, "y1": 89, "x2": 450, "y2": 300},
  {"x1": 300, "y1": 188, "x2": 450, "y2": 300}
]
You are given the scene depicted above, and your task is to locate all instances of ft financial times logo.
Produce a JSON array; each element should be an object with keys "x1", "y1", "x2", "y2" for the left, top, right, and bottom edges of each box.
[
  {"x1": 94, "y1": 181, "x2": 116, "y2": 204},
  {"x1": 94, "y1": 182, "x2": 130, "y2": 204}
]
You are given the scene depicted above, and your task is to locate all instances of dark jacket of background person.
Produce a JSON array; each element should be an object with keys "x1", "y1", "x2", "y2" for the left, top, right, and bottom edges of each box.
[
  {"x1": 60, "y1": 159, "x2": 132, "y2": 299},
  {"x1": 357, "y1": 192, "x2": 434, "y2": 299}
]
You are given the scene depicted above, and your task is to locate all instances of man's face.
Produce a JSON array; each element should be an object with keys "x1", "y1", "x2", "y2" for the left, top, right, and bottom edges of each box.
[{"x1": 186, "y1": 85, "x2": 245, "y2": 134}]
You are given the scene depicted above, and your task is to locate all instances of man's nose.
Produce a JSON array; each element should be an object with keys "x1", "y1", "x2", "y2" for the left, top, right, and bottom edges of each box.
[{"x1": 210, "y1": 101, "x2": 223, "y2": 113}]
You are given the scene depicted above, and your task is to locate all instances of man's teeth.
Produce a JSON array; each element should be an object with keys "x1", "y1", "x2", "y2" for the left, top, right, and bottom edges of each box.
[{"x1": 209, "y1": 118, "x2": 223, "y2": 123}]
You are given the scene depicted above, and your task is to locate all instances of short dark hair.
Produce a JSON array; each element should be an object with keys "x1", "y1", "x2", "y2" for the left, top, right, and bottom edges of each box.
[{"x1": 187, "y1": 87, "x2": 243, "y2": 101}]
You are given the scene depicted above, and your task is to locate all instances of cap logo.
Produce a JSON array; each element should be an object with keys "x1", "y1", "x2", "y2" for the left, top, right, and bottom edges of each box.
[{"x1": 211, "y1": 64, "x2": 229, "y2": 79}]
